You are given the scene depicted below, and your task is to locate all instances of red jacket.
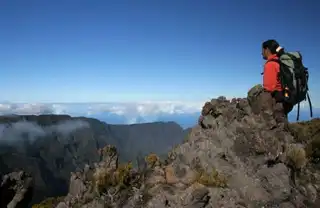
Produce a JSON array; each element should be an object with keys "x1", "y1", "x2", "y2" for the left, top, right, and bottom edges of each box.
[{"x1": 263, "y1": 54, "x2": 282, "y2": 92}]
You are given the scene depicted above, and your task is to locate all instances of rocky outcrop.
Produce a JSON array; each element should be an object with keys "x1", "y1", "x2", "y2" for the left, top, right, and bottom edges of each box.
[
  {"x1": 34, "y1": 86, "x2": 319, "y2": 207},
  {"x1": 0, "y1": 171, "x2": 34, "y2": 208}
]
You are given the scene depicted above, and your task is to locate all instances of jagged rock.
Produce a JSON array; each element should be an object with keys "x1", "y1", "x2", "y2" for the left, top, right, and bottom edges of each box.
[
  {"x1": 182, "y1": 185, "x2": 210, "y2": 208},
  {"x1": 68, "y1": 172, "x2": 88, "y2": 197},
  {"x1": 30, "y1": 87, "x2": 319, "y2": 208},
  {"x1": 0, "y1": 171, "x2": 34, "y2": 208},
  {"x1": 145, "y1": 166, "x2": 166, "y2": 185},
  {"x1": 55, "y1": 202, "x2": 68, "y2": 208}
]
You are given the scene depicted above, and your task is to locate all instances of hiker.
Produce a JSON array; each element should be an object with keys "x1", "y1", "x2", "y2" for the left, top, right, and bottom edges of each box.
[
  {"x1": 259, "y1": 39, "x2": 292, "y2": 122},
  {"x1": 260, "y1": 39, "x2": 312, "y2": 122},
  {"x1": 199, "y1": 39, "x2": 313, "y2": 129}
]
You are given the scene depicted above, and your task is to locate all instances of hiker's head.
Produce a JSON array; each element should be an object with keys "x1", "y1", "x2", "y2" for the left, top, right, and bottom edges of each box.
[{"x1": 262, "y1": 39, "x2": 281, "y2": 60}]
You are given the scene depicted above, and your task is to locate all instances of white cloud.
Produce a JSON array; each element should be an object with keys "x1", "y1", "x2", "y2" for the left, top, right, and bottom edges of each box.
[
  {"x1": 0, "y1": 99, "x2": 317, "y2": 125},
  {"x1": 84, "y1": 101, "x2": 204, "y2": 124},
  {"x1": 0, "y1": 103, "x2": 62, "y2": 115},
  {"x1": 0, "y1": 101, "x2": 203, "y2": 124},
  {"x1": 87, "y1": 101, "x2": 203, "y2": 116},
  {"x1": 0, "y1": 120, "x2": 90, "y2": 143}
]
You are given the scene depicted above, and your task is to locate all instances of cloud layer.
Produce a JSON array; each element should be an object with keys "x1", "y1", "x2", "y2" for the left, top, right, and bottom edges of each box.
[
  {"x1": 0, "y1": 120, "x2": 90, "y2": 144},
  {"x1": 0, "y1": 100, "x2": 317, "y2": 125},
  {"x1": 0, "y1": 102, "x2": 203, "y2": 116},
  {"x1": 0, "y1": 103, "x2": 66, "y2": 115}
]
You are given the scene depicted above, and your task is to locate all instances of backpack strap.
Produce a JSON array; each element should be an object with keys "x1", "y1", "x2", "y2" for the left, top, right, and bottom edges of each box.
[
  {"x1": 297, "y1": 101, "x2": 300, "y2": 121},
  {"x1": 296, "y1": 76, "x2": 301, "y2": 121},
  {"x1": 307, "y1": 91, "x2": 313, "y2": 118},
  {"x1": 296, "y1": 91, "x2": 313, "y2": 121}
]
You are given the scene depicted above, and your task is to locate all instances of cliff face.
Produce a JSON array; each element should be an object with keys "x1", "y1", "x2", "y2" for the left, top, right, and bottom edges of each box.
[
  {"x1": 0, "y1": 115, "x2": 186, "y2": 205},
  {"x1": 107, "y1": 121, "x2": 187, "y2": 162},
  {"x1": 44, "y1": 93, "x2": 320, "y2": 208}
]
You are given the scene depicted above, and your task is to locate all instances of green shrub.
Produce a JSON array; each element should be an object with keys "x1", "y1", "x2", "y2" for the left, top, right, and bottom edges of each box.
[
  {"x1": 305, "y1": 137, "x2": 320, "y2": 163},
  {"x1": 93, "y1": 162, "x2": 133, "y2": 194}
]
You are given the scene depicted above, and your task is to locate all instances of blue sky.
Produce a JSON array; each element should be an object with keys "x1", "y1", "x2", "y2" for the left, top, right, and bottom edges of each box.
[{"x1": 0, "y1": 0, "x2": 319, "y2": 106}]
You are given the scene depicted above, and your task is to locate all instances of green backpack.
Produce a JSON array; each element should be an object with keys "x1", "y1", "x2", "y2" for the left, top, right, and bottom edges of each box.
[{"x1": 267, "y1": 51, "x2": 313, "y2": 121}]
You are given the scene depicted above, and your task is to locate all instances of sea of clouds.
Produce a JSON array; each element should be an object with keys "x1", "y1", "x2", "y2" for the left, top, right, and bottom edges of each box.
[
  {"x1": 0, "y1": 100, "x2": 317, "y2": 126},
  {"x1": 0, "y1": 101, "x2": 203, "y2": 116},
  {"x1": 0, "y1": 101, "x2": 203, "y2": 123},
  {"x1": 0, "y1": 119, "x2": 90, "y2": 144}
]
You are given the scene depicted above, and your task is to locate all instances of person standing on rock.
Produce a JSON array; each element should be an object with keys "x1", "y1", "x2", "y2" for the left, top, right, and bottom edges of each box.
[
  {"x1": 260, "y1": 39, "x2": 294, "y2": 122},
  {"x1": 262, "y1": 39, "x2": 313, "y2": 121},
  {"x1": 198, "y1": 39, "x2": 312, "y2": 128}
]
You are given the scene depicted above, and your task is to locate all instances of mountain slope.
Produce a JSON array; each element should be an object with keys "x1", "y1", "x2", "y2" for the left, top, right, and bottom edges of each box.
[
  {"x1": 0, "y1": 115, "x2": 186, "y2": 205},
  {"x1": 108, "y1": 121, "x2": 185, "y2": 162},
  {"x1": 44, "y1": 95, "x2": 320, "y2": 208}
]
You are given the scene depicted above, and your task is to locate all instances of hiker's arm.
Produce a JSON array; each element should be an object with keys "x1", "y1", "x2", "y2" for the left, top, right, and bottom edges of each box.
[{"x1": 263, "y1": 62, "x2": 278, "y2": 92}]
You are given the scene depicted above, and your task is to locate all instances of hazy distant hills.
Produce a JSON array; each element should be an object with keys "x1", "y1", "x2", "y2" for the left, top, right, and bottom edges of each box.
[
  {"x1": 287, "y1": 108, "x2": 319, "y2": 122},
  {"x1": 91, "y1": 112, "x2": 200, "y2": 129},
  {"x1": 90, "y1": 108, "x2": 319, "y2": 128},
  {"x1": 0, "y1": 102, "x2": 317, "y2": 128}
]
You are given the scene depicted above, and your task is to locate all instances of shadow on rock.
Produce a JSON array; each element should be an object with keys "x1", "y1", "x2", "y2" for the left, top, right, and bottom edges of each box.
[
  {"x1": 34, "y1": 86, "x2": 320, "y2": 208},
  {"x1": 0, "y1": 171, "x2": 34, "y2": 208}
]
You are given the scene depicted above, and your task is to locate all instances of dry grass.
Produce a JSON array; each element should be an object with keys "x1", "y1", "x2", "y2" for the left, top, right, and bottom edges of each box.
[
  {"x1": 115, "y1": 162, "x2": 134, "y2": 187},
  {"x1": 289, "y1": 118, "x2": 320, "y2": 143},
  {"x1": 145, "y1": 153, "x2": 159, "y2": 167},
  {"x1": 98, "y1": 144, "x2": 117, "y2": 157},
  {"x1": 93, "y1": 162, "x2": 133, "y2": 194},
  {"x1": 289, "y1": 119, "x2": 320, "y2": 164},
  {"x1": 305, "y1": 137, "x2": 320, "y2": 163},
  {"x1": 286, "y1": 144, "x2": 307, "y2": 169},
  {"x1": 31, "y1": 196, "x2": 64, "y2": 208},
  {"x1": 196, "y1": 168, "x2": 228, "y2": 188}
]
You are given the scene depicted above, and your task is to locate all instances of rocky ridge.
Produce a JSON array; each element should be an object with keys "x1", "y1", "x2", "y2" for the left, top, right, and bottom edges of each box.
[{"x1": 30, "y1": 86, "x2": 320, "y2": 208}]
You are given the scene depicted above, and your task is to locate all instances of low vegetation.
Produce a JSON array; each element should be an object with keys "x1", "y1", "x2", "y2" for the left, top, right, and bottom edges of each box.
[
  {"x1": 145, "y1": 153, "x2": 160, "y2": 167},
  {"x1": 93, "y1": 162, "x2": 134, "y2": 194},
  {"x1": 285, "y1": 144, "x2": 307, "y2": 170},
  {"x1": 98, "y1": 144, "x2": 118, "y2": 157},
  {"x1": 287, "y1": 118, "x2": 320, "y2": 165},
  {"x1": 196, "y1": 168, "x2": 228, "y2": 188},
  {"x1": 289, "y1": 118, "x2": 320, "y2": 144},
  {"x1": 31, "y1": 196, "x2": 64, "y2": 208},
  {"x1": 305, "y1": 137, "x2": 320, "y2": 163},
  {"x1": 183, "y1": 130, "x2": 192, "y2": 143}
]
